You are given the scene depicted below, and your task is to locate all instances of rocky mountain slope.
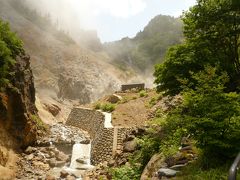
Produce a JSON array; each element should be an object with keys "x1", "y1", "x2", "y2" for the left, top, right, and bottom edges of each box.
[
  {"x1": 104, "y1": 15, "x2": 183, "y2": 73},
  {"x1": 0, "y1": 0, "x2": 135, "y2": 123}
]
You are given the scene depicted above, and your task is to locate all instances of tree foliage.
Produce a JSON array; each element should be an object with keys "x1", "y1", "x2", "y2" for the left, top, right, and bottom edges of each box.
[
  {"x1": 0, "y1": 19, "x2": 23, "y2": 89},
  {"x1": 154, "y1": 0, "x2": 240, "y2": 95},
  {"x1": 160, "y1": 67, "x2": 240, "y2": 159}
]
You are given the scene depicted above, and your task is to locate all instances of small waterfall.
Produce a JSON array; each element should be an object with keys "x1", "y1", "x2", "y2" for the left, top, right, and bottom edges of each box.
[
  {"x1": 70, "y1": 143, "x2": 92, "y2": 169},
  {"x1": 102, "y1": 112, "x2": 113, "y2": 128}
]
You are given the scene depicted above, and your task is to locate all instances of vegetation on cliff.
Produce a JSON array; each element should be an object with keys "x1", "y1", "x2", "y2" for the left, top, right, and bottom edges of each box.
[
  {"x1": 0, "y1": 18, "x2": 46, "y2": 147},
  {"x1": 0, "y1": 19, "x2": 23, "y2": 90}
]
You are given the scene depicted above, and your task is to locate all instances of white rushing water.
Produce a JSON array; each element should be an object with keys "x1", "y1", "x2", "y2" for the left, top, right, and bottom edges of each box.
[
  {"x1": 70, "y1": 143, "x2": 93, "y2": 169},
  {"x1": 102, "y1": 112, "x2": 113, "y2": 128}
]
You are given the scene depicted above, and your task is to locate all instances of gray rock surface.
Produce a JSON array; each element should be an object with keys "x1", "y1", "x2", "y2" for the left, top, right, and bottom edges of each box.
[{"x1": 157, "y1": 168, "x2": 178, "y2": 178}]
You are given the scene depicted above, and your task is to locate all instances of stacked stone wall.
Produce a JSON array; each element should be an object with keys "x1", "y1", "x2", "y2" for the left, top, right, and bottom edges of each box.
[
  {"x1": 66, "y1": 108, "x2": 134, "y2": 165},
  {"x1": 66, "y1": 108, "x2": 114, "y2": 165},
  {"x1": 66, "y1": 108, "x2": 105, "y2": 139},
  {"x1": 121, "y1": 83, "x2": 145, "y2": 91},
  {"x1": 91, "y1": 128, "x2": 114, "y2": 165}
]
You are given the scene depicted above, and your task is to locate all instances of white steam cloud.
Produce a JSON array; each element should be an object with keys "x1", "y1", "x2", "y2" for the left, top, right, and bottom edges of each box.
[{"x1": 24, "y1": 0, "x2": 146, "y2": 30}]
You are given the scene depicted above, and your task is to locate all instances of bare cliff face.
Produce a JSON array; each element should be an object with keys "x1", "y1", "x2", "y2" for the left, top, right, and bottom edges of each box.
[
  {"x1": 0, "y1": 53, "x2": 45, "y2": 178},
  {"x1": 0, "y1": 53, "x2": 44, "y2": 148}
]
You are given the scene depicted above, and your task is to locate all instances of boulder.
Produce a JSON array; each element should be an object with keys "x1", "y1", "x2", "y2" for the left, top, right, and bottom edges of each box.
[
  {"x1": 76, "y1": 158, "x2": 88, "y2": 164},
  {"x1": 106, "y1": 94, "x2": 122, "y2": 103},
  {"x1": 56, "y1": 151, "x2": 68, "y2": 162},
  {"x1": 108, "y1": 159, "x2": 115, "y2": 167},
  {"x1": 45, "y1": 174, "x2": 56, "y2": 180},
  {"x1": 140, "y1": 154, "x2": 166, "y2": 180},
  {"x1": 157, "y1": 168, "x2": 178, "y2": 178},
  {"x1": 60, "y1": 170, "x2": 69, "y2": 178},
  {"x1": 43, "y1": 103, "x2": 61, "y2": 117},
  {"x1": 55, "y1": 160, "x2": 66, "y2": 167},
  {"x1": 25, "y1": 146, "x2": 36, "y2": 154},
  {"x1": 123, "y1": 140, "x2": 137, "y2": 152},
  {"x1": 66, "y1": 175, "x2": 76, "y2": 180},
  {"x1": 25, "y1": 154, "x2": 34, "y2": 161}
]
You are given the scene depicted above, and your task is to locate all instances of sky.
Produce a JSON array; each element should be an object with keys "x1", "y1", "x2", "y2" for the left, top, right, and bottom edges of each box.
[{"x1": 26, "y1": 0, "x2": 197, "y2": 42}]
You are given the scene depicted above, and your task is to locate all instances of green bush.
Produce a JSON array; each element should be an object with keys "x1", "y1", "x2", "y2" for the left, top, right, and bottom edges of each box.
[
  {"x1": 94, "y1": 103, "x2": 101, "y2": 110},
  {"x1": 110, "y1": 165, "x2": 141, "y2": 180},
  {"x1": 161, "y1": 66, "x2": 240, "y2": 161},
  {"x1": 149, "y1": 97, "x2": 157, "y2": 107},
  {"x1": 139, "y1": 90, "x2": 148, "y2": 97},
  {"x1": 31, "y1": 114, "x2": 47, "y2": 131},
  {"x1": 0, "y1": 19, "x2": 23, "y2": 90},
  {"x1": 119, "y1": 96, "x2": 130, "y2": 104},
  {"x1": 100, "y1": 103, "x2": 115, "y2": 112}
]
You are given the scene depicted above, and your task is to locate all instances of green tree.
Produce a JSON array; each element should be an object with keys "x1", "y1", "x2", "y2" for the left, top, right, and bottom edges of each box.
[
  {"x1": 154, "y1": 0, "x2": 240, "y2": 95},
  {"x1": 161, "y1": 67, "x2": 240, "y2": 160},
  {"x1": 0, "y1": 19, "x2": 23, "y2": 89}
]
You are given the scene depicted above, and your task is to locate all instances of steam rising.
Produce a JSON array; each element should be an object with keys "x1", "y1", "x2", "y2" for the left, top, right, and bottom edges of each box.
[{"x1": 24, "y1": 0, "x2": 147, "y2": 41}]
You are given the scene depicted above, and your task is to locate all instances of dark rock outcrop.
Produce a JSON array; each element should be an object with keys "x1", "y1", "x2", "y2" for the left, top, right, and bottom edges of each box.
[{"x1": 0, "y1": 53, "x2": 44, "y2": 148}]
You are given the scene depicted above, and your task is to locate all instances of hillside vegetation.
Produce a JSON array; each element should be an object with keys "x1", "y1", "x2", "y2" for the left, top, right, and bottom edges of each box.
[
  {"x1": 109, "y1": 0, "x2": 240, "y2": 179},
  {"x1": 104, "y1": 15, "x2": 183, "y2": 72}
]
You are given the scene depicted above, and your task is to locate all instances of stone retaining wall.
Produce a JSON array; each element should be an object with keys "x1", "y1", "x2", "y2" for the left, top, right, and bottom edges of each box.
[
  {"x1": 66, "y1": 108, "x2": 133, "y2": 165},
  {"x1": 121, "y1": 83, "x2": 145, "y2": 91},
  {"x1": 66, "y1": 108, "x2": 105, "y2": 139},
  {"x1": 91, "y1": 128, "x2": 114, "y2": 165}
]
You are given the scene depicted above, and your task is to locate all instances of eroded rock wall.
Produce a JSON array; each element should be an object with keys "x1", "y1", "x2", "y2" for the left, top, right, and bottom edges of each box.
[
  {"x1": 0, "y1": 54, "x2": 43, "y2": 147},
  {"x1": 0, "y1": 53, "x2": 45, "y2": 178}
]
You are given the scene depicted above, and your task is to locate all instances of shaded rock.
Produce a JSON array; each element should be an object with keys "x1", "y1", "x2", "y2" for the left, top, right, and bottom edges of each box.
[
  {"x1": 55, "y1": 160, "x2": 66, "y2": 167},
  {"x1": 56, "y1": 151, "x2": 68, "y2": 162},
  {"x1": 123, "y1": 140, "x2": 137, "y2": 152},
  {"x1": 48, "y1": 158, "x2": 57, "y2": 168},
  {"x1": 157, "y1": 168, "x2": 178, "y2": 178},
  {"x1": 170, "y1": 164, "x2": 187, "y2": 171},
  {"x1": 106, "y1": 94, "x2": 122, "y2": 103},
  {"x1": 123, "y1": 135, "x2": 135, "y2": 142},
  {"x1": 176, "y1": 159, "x2": 188, "y2": 165},
  {"x1": 80, "y1": 139, "x2": 90, "y2": 144},
  {"x1": 140, "y1": 154, "x2": 166, "y2": 180},
  {"x1": 43, "y1": 103, "x2": 61, "y2": 117},
  {"x1": 180, "y1": 145, "x2": 192, "y2": 151},
  {"x1": 45, "y1": 174, "x2": 56, "y2": 180},
  {"x1": 76, "y1": 158, "x2": 87, "y2": 164},
  {"x1": 25, "y1": 154, "x2": 34, "y2": 161},
  {"x1": 108, "y1": 159, "x2": 115, "y2": 167},
  {"x1": 25, "y1": 146, "x2": 36, "y2": 154},
  {"x1": 66, "y1": 175, "x2": 76, "y2": 180},
  {"x1": 60, "y1": 170, "x2": 69, "y2": 178}
]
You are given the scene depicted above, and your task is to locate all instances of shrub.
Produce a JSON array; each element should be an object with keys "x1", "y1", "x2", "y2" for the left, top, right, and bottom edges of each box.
[
  {"x1": 94, "y1": 103, "x2": 101, "y2": 110},
  {"x1": 139, "y1": 90, "x2": 148, "y2": 97},
  {"x1": 149, "y1": 97, "x2": 157, "y2": 107},
  {"x1": 100, "y1": 103, "x2": 115, "y2": 112},
  {"x1": 110, "y1": 165, "x2": 141, "y2": 180},
  {"x1": 0, "y1": 19, "x2": 23, "y2": 90},
  {"x1": 161, "y1": 66, "x2": 240, "y2": 161},
  {"x1": 119, "y1": 96, "x2": 130, "y2": 104},
  {"x1": 31, "y1": 114, "x2": 47, "y2": 131}
]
